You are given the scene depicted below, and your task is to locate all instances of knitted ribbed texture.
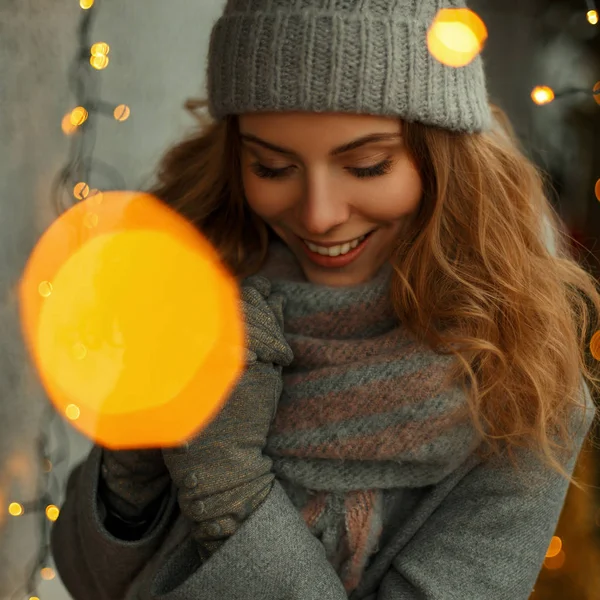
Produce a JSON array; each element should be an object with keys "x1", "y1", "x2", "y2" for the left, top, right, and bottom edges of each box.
[
  {"x1": 207, "y1": 0, "x2": 491, "y2": 132},
  {"x1": 258, "y1": 241, "x2": 481, "y2": 593}
]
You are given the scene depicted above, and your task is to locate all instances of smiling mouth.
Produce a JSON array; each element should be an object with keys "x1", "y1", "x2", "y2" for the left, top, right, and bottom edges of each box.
[{"x1": 300, "y1": 230, "x2": 375, "y2": 257}]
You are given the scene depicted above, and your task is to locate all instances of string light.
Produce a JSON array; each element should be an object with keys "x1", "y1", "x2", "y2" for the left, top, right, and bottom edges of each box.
[
  {"x1": 61, "y1": 113, "x2": 78, "y2": 136},
  {"x1": 8, "y1": 502, "x2": 24, "y2": 516},
  {"x1": 45, "y1": 504, "x2": 60, "y2": 522},
  {"x1": 114, "y1": 104, "x2": 131, "y2": 122},
  {"x1": 91, "y1": 42, "x2": 110, "y2": 57},
  {"x1": 587, "y1": 9, "x2": 598, "y2": 24},
  {"x1": 6, "y1": 2, "x2": 111, "y2": 596},
  {"x1": 73, "y1": 181, "x2": 90, "y2": 200},
  {"x1": 40, "y1": 567, "x2": 55, "y2": 581},
  {"x1": 531, "y1": 86, "x2": 555, "y2": 105},
  {"x1": 88, "y1": 189, "x2": 104, "y2": 205},
  {"x1": 546, "y1": 535, "x2": 562, "y2": 558},
  {"x1": 38, "y1": 281, "x2": 53, "y2": 298},
  {"x1": 65, "y1": 404, "x2": 81, "y2": 421},
  {"x1": 90, "y1": 54, "x2": 110, "y2": 70},
  {"x1": 70, "y1": 106, "x2": 89, "y2": 127},
  {"x1": 90, "y1": 40, "x2": 110, "y2": 70}
]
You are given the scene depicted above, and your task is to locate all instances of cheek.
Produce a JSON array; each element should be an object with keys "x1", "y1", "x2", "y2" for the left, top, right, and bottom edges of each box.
[
  {"x1": 359, "y1": 165, "x2": 422, "y2": 221},
  {"x1": 241, "y1": 171, "x2": 289, "y2": 220}
]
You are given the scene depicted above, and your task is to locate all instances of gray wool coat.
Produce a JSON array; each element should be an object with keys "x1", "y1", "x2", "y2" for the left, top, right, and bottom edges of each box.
[{"x1": 50, "y1": 381, "x2": 596, "y2": 600}]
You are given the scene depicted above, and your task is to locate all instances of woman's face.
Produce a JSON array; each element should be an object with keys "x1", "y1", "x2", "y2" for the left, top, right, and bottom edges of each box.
[{"x1": 239, "y1": 112, "x2": 423, "y2": 287}]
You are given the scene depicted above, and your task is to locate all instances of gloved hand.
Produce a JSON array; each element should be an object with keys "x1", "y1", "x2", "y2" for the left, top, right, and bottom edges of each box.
[
  {"x1": 99, "y1": 448, "x2": 172, "y2": 534},
  {"x1": 162, "y1": 275, "x2": 293, "y2": 559}
]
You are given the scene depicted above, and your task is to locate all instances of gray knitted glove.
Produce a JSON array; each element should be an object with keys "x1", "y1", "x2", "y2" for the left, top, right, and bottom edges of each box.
[{"x1": 162, "y1": 275, "x2": 293, "y2": 559}]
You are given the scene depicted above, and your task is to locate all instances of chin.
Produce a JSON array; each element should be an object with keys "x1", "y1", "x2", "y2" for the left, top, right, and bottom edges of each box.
[{"x1": 299, "y1": 262, "x2": 379, "y2": 287}]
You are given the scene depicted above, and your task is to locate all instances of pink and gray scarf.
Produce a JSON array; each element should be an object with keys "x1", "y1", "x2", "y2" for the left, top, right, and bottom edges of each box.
[{"x1": 258, "y1": 240, "x2": 480, "y2": 594}]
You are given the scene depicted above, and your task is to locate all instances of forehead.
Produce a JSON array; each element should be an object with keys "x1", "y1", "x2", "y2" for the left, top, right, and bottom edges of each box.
[{"x1": 238, "y1": 112, "x2": 401, "y2": 155}]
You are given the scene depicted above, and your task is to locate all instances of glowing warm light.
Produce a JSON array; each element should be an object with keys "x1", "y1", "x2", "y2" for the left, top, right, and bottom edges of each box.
[
  {"x1": 83, "y1": 212, "x2": 99, "y2": 229},
  {"x1": 531, "y1": 86, "x2": 555, "y2": 105},
  {"x1": 80, "y1": 0, "x2": 94, "y2": 8},
  {"x1": 546, "y1": 535, "x2": 562, "y2": 558},
  {"x1": 91, "y1": 42, "x2": 110, "y2": 57},
  {"x1": 114, "y1": 104, "x2": 131, "y2": 122},
  {"x1": 88, "y1": 189, "x2": 103, "y2": 205},
  {"x1": 74, "y1": 182, "x2": 90, "y2": 200},
  {"x1": 70, "y1": 107, "x2": 88, "y2": 127},
  {"x1": 73, "y1": 342, "x2": 87, "y2": 360},
  {"x1": 544, "y1": 549, "x2": 566, "y2": 570},
  {"x1": 90, "y1": 55, "x2": 109, "y2": 70},
  {"x1": 40, "y1": 567, "x2": 55, "y2": 580},
  {"x1": 593, "y1": 82, "x2": 600, "y2": 106},
  {"x1": 45, "y1": 504, "x2": 60, "y2": 522},
  {"x1": 66, "y1": 404, "x2": 81, "y2": 421},
  {"x1": 38, "y1": 281, "x2": 53, "y2": 298},
  {"x1": 587, "y1": 10, "x2": 598, "y2": 25},
  {"x1": 19, "y1": 191, "x2": 244, "y2": 449},
  {"x1": 30, "y1": 596, "x2": 40, "y2": 600},
  {"x1": 8, "y1": 502, "x2": 23, "y2": 516},
  {"x1": 591, "y1": 330, "x2": 600, "y2": 362},
  {"x1": 61, "y1": 113, "x2": 78, "y2": 136},
  {"x1": 427, "y1": 8, "x2": 487, "y2": 68}
]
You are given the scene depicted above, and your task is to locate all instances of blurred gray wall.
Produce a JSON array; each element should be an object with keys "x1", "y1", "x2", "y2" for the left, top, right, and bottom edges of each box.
[
  {"x1": 0, "y1": 2, "x2": 224, "y2": 598},
  {"x1": 1, "y1": 1, "x2": 597, "y2": 599}
]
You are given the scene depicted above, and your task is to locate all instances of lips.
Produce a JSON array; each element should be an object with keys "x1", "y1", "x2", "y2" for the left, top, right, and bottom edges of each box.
[{"x1": 299, "y1": 230, "x2": 374, "y2": 268}]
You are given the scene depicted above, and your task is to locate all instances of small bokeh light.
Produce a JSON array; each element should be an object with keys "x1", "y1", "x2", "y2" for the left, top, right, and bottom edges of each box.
[
  {"x1": 114, "y1": 104, "x2": 131, "y2": 122},
  {"x1": 531, "y1": 86, "x2": 555, "y2": 105}
]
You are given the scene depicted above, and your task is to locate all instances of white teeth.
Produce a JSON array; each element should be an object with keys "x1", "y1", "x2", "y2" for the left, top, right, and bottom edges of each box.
[{"x1": 304, "y1": 234, "x2": 367, "y2": 257}]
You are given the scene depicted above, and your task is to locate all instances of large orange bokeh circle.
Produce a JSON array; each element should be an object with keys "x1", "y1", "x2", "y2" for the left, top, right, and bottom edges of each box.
[{"x1": 19, "y1": 191, "x2": 244, "y2": 449}]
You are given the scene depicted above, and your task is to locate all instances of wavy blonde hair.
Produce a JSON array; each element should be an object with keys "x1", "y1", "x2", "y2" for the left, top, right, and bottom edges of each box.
[{"x1": 150, "y1": 99, "x2": 600, "y2": 484}]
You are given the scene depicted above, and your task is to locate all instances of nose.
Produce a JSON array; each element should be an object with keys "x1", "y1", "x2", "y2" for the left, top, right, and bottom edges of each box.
[{"x1": 297, "y1": 170, "x2": 350, "y2": 236}]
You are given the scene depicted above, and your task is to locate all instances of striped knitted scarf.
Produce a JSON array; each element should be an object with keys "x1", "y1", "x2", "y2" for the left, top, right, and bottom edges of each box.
[{"x1": 258, "y1": 241, "x2": 480, "y2": 595}]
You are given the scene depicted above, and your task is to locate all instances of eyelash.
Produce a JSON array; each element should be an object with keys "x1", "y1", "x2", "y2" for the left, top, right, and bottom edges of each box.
[{"x1": 250, "y1": 159, "x2": 394, "y2": 180}]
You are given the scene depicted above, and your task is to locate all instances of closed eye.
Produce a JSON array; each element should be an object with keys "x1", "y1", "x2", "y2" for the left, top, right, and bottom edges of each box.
[
  {"x1": 250, "y1": 162, "x2": 293, "y2": 179},
  {"x1": 250, "y1": 158, "x2": 394, "y2": 180},
  {"x1": 347, "y1": 159, "x2": 393, "y2": 179}
]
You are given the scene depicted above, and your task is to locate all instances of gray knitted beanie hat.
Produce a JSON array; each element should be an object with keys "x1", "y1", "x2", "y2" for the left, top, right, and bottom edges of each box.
[{"x1": 206, "y1": 0, "x2": 492, "y2": 133}]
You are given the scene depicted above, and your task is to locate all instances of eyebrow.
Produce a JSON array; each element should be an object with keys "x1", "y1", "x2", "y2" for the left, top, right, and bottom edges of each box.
[{"x1": 240, "y1": 132, "x2": 402, "y2": 157}]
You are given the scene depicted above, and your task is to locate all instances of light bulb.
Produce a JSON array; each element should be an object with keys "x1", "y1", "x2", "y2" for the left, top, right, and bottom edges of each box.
[
  {"x1": 531, "y1": 86, "x2": 555, "y2": 105},
  {"x1": 8, "y1": 502, "x2": 24, "y2": 516},
  {"x1": 91, "y1": 42, "x2": 110, "y2": 57},
  {"x1": 66, "y1": 404, "x2": 81, "y2": 421},
  {"x1": 74, "y1": 182, "x2": 90, "y2": 200},
  {"x1": 114, "y1": 104, "x2": 131, "y2": 122},
  {"x1": 45, "y1": 504, "x2": 60, "y2": 522},
  {"x1": 40, "y1": 567, "x2": 55, "y2": 580},
  {"x1": 90, "y1": 55, "x2": 109, "y2": 70},
  {"x1": 70, "y1": 107, "x2": 88, "y2": 127}
]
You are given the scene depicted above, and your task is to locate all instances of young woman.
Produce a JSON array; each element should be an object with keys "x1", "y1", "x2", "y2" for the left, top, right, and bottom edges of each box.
[{"x1": 51, "y1": 1, "x2": 600, "y2": 599}]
